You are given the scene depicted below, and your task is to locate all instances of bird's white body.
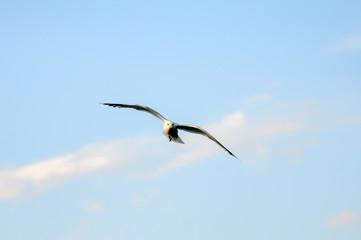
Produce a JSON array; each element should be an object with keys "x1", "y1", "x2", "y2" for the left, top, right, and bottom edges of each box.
[
  {"x1": 162, "y1": 120, "x2": 173, "y2": 138},
  {"x1": 163, "y1": 120, "x2": 184, "y2": 143}
]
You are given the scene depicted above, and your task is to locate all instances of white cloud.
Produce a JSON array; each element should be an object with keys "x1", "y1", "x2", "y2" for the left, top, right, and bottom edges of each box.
[
  {"x1": 0, "y1": 113, "x2": 246, "y2": 199},
  {"x1": 130, "y1": 189, "x2": 167, "y2": 209},
  {"x1": 84, "y1": 199, "x2": 101, "y2": 213},
  {"x1": 321, "y1": 116, "x2": 361, "y2": 129},
  {"x1": 0, "y1": 137, "x2": 154, "y2": 199},
  {"x1": 326, "y1": 33, "x2": 361, "y2": 54},
  {"x1": 1, "y1": 109, "x2": 361, "y2": 200},
  {"x1": 0, "y1": 112, "x2": 247, "y2": 199},
  {"x1": 244, "y1": 94, "x2": 271, "y2": 105},
  {"x1": 251, "y1": 122, "x2": 309, "y2": 137},
  {"x1": 137, "y1": 111, "x2": 247, "y2": 179},
  {"x1": 309, "y1": 137, "x2": 320, "y2": 147},
  {"x1": 326, "y1": 210, "x2": 361, "y2": 226},
  {"x1": 280, "y1": 146, "x2": 302, "y2": 164},
  {"x1": 265, "y1": 81, "x2": 283, "y2": 89}
]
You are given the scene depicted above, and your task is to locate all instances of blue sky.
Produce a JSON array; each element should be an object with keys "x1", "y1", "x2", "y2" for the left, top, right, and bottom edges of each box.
[{"x1": 1, "y1": 1, "x2": 361, "y2": 239}]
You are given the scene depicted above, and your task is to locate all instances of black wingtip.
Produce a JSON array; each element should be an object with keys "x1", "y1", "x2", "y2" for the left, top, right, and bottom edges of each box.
[
  {"x1": 101, "y1": 103, "x2": 116, "y2": 107},
  {"x1": 227, "y1": 151, "x2": 238, "y2": 160}
]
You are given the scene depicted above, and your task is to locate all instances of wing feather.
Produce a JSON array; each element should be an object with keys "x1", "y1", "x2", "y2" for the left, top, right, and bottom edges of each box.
[
  {"x1": 176, "y1": 125, "x2": 237, "y2": 159},
  {"x1": 101, "y1": 103, "x2": 166, "y2": 121}
]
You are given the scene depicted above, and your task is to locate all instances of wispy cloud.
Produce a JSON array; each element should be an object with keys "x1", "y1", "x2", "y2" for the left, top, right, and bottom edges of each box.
[
  {"x1": 83, "y1": 199, "x2": 101, "y2": 213},
  {"x1": 0, "y1": 138, "x2": 154, "y2": 199},
  {"x1": 244, "y1": 94, "x2": 271, "y2": 105},
  {"x1": 325, "y1": 33, "x2": 361, "y2": 54},
  {"x1": 129, "y1": 189, "x2": 171, "y2": 209},
  {"x1": 280, "y1": 146, "x2": 302, "y2": 164},
  {"x1": 326, "y1": 210, "x2": 361, "y2": 226},
  {"x1": 320, "y1": 116, "x2": 361, "y2": 129},
  {"x1": 1, "y1": 106, "x2": 361, "y2": 200}
]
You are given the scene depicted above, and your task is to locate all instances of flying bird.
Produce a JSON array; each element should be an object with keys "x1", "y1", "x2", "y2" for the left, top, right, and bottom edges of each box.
[{"x1": 101, "y1": 103, "x2": 237, "y2": 159}]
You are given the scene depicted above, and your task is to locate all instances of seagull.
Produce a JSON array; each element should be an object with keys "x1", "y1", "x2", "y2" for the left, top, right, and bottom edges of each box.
[{"x1": 101, "y1": 103, "x2": 237, "y2": 159}]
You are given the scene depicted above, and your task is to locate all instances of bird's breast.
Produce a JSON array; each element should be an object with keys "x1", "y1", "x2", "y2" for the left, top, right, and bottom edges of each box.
[{"x1": 163, "y1": 125, "x2": 171, "y2": 135}]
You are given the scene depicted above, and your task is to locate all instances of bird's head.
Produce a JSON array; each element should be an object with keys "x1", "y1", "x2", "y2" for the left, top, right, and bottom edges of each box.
[{"x1": 164, "y1": 120, "x2": 173, "y2": 128}]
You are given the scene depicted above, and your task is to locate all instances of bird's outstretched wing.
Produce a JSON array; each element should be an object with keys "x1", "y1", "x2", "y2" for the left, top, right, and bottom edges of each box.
[
  {"x1": 101, "y1": 103, "x2": 167, "y2": 121},
  {"x1": 176, "y1": 125, "x2": 237, "y2": 159}
]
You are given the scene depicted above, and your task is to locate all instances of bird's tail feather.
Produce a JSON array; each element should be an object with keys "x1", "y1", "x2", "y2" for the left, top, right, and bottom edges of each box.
[{"x1": 172, "y1": 136, "x2": 184, "y2": 144}]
